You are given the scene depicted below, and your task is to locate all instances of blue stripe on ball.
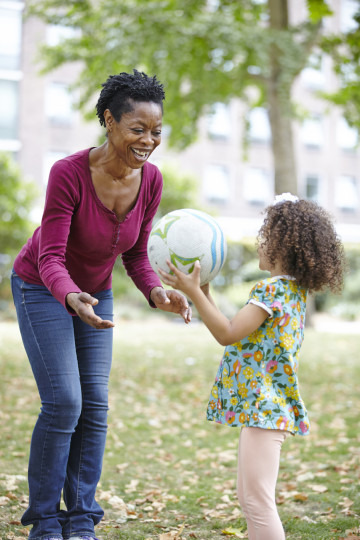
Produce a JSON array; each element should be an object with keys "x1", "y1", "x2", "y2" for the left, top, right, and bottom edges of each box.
[{"x1": 183, "y1": 210, "x2": 222, "y2": 272}]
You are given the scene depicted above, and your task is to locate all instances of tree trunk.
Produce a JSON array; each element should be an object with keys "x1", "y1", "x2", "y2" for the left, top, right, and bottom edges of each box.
[{"x1": 267, "y1": 0, "x2": 298, "y2": 196}]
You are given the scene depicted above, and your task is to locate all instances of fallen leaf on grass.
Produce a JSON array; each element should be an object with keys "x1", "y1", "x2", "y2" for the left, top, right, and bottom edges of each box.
[
  {"x1": 125, "y1": 478, "x2": 139, "y2": 492},
  {"x1": 223, "y1": 508, "x2": 243, "y2": 522},
  {"x1": 202, "y1": 508, "x2": 228, "y2": 520},
  {"x1": 302, "y1": 516, "x2": 317, "y2": 524},
  {"x1": 0, "y1": 474, "x2": 27, "y2": 491},
  {"x1": 159, "y1": 522, "x2": 185, "y2": 539},
  {"x1": 217, "y1": 450, "x2": 237, "y2": 463},
  {"x1": 345, "y1": 527, "x2": 360, "y2": 535},
  {"x1": 277, "y1": 488, "x2": 309, "y2": 503},
  {"x1": 340, "y1": 478, "x2": 353, "y2": 484},
  {"x1": 98, "y1": 492, "x2": 138, "y2": 523},
  {"x1": 221, "y1": 527, "x2": 246, "y2": 538},
  {"x1": 296, "y1": 471, "x2": 315, "y2": 482},
  {"x1": 309, "y1": 484, "x2": 328, "y2": 493},
  {"x1": 339, "y1": 497, "x2": 354, "y2": 510},
  {"x1": 293, "y1": 493, "x2": 308, "y2": 502},
  {"x1": 116, "y1": 462, "x2": 129, "y2": 473}
]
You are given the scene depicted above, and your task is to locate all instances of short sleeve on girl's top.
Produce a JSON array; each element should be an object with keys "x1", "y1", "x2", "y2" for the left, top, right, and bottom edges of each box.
[
  {"x1": 247, "y1": 278, "x2": 287, "y2": 318},
  {"x1": 249, "y1": 298, "x2": 273, "y2": 317}
]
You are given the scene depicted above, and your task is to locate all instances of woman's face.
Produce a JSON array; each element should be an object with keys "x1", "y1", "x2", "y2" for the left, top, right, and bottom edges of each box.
[{"x1": 105, "y1": 100, "x2": 163, "y2": 168}]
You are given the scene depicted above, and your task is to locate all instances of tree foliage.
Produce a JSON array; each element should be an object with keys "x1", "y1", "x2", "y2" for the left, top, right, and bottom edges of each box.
[
  {"x1": 156, "y1": 163, "x2": 200, "y2": 219},
  {"x1": 0, "y1": 153, "x2": 37, "y2": 255},
  {"x1": 321, "y1": 5, "x2": 360, "y2": 132},
  {"x1": 27, "y1": 0, "x2": 353, "y2": 194},
  {"x1": 0, "y1": 152, "x2": 38, "y2": 300},
  {"x1": 27, "y1": 0, "x2": 329, "y2": 141}
]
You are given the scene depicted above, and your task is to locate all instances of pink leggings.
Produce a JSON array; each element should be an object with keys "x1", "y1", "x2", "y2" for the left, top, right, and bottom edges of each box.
[{"x1": 237, "y1": 427, "x2": 287, "y2": 540}]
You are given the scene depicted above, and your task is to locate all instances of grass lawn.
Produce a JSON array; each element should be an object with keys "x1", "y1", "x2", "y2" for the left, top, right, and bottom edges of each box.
[{"x1": 0, "y1": 314, "x2": 359, "y2": 540}]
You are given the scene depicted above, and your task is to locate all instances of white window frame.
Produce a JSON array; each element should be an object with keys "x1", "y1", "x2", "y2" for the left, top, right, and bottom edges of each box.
[
  {"x1": 248, "y1": 107, "x2": 271, "y2": 142},
  {"x1": 45, "y1": 82, "x2": 75, "y2": 125},
  {"x1": 203, "y1": 163, "x2": 231, "y2": 204},
  {"x1": 243, "y1": 167, "x2": 272, "y2": 205},
  {"x1": 301, "y1": 115, "x2": 324, "y2": 148},
  {"x1": 335, "y1": 175, "x2": 359, "y2": 212},
  {"x1": 207, "y1": 102, "x2": 231, "y2": 140}
]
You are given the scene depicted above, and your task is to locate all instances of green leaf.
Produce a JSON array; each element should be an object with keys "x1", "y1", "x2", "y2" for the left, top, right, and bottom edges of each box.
[
  {"x1": 222, "y1": 526, "x2": 246, "y2": 538},
  {"x1": 306, "y1": 0, "x2": 333, "y2": 23}
]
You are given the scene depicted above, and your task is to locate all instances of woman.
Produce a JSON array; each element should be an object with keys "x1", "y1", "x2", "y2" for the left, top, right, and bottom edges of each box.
[{"x1": 11, "y1": 70, "x2": 191, "y2": 540}]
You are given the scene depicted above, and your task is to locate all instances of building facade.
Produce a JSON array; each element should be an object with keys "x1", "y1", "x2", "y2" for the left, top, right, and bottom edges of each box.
[{"x1": 1, "y1": 0, "x2": 360, "y2": 241}]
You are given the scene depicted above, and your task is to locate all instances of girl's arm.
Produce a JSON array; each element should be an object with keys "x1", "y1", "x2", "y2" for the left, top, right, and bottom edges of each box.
[
  {"x1": 199, "y1": 282, "x2": 217, "y2": 307},
  {"x1": 159, "y1": 261, "x2": 268, "y2": 346}
]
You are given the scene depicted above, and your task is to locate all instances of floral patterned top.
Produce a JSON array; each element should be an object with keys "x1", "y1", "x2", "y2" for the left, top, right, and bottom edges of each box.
[{"x1": 206, "y1": 276, "x2": 310, "y2": 435}]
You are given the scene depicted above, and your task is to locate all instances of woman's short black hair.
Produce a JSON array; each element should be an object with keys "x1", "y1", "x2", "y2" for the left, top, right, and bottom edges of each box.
[{"x1": 96, "y1": 69, "x2": 165, "y2": 127}]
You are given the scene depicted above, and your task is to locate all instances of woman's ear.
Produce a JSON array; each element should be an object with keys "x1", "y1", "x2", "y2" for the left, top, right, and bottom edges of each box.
[{"x1": 104, "y1": 109, "x2": 114, "y2": 132}]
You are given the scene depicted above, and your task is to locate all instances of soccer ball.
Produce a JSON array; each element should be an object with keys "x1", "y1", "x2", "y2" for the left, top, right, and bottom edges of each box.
[{"x1": 147, "y1": 208, "x2": 227, "y2": 286}]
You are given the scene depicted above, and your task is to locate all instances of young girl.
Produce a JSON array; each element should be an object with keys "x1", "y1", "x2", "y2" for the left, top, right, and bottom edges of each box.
[{"x1": 159, "y1": 194, "x2": 345, "y2": 540}]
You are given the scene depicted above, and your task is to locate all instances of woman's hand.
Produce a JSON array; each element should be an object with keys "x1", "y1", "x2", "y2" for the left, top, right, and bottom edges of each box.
[
  {"x1": 66, "y1": 292, "x2": 115, "y2": 329},
  {"x1": 150, "y1": 286, "x2": 192, "y2": 324},
  {"x1": 159, "y1": 259, "x2": 201, "y2": 298}
]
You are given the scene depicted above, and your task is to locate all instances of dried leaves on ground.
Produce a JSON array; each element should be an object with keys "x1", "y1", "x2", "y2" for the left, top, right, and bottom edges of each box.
[{"x1": 0, "y1": 319, "x2": 359, "y2": 539}]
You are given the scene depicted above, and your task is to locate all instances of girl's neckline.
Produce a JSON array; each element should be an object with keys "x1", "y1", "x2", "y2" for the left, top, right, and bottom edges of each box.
[{"x1": 270, "y1": 274, "x2": 296, "y2": 280}]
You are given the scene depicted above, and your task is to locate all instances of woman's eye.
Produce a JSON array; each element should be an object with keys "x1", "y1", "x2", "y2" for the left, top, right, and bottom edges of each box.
[
  {"x1": 133, "y1": 128, "x2": 143, "y2": 133},
  {"x1": 153, "y1": 131, "x2": 162, "y2": 137}
]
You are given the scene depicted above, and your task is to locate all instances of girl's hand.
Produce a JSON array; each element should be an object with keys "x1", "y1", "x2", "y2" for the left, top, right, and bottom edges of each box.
[
  {"x1": 150, "y1": 286, "x2": 192, "y2": 323},
  {"x1": 159, "y1": 260, "x2": 201, "y2": 297},
  {"x1": 66, "y1": 292, "x2": 115, "y2": 329}
]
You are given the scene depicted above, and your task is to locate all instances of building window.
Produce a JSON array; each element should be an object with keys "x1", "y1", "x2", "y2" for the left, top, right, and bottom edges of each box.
[
  {"x1": 243, "y1": 167, "x2": 272, "y2": 205},
  {"x1": 301, "y1": 115, "x2": 323, "y2": 148},
  {"x1": 207, "y1": 102, "x2": 231, "y2": 140},
  {"x1": 335, "y1": 175, "x2": 359, "y2": 212},
  {"x1": 203, "y1": 164, "x2": 230, "y2": 203},
  {"x1": 305, "y1": 174, "x2": 320, "y2": 202},
  {"x1": 45, "y1": 82, "x2": 74, "y2": 125},
  {"x1": 301, "y1": 53, "x2": 325, "y2": 90},
  {"x1": 337, "y1": 117, "x2": 358, "y2": 150},
  {"x1": 0, "y1": 7, "x2": 22, "y2": 70},
  {"x1": 0, "y1": 79, "x2": 19, "y2": 139},
  {"x1": 248, "y1": 107, "x2": 271, "y2": 142},
  {"x1": 43, "y1": 151, "x2": 68, "y2": 185}
]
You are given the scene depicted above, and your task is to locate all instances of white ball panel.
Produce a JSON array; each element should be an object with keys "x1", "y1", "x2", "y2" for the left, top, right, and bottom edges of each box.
[{"x1": 147, "y1": 208, "x2": 227, "y2": 286}]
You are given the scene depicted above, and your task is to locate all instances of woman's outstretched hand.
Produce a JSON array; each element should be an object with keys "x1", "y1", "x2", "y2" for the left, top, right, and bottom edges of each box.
[
  {"x1": 150, "y1": 286, "x2": 192, "y2": 324},
  {"x1": 66, "y1": 292, "x2": 115, "y2": 329}
]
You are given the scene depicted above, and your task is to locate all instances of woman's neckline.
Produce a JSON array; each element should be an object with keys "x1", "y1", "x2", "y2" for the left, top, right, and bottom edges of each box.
[{"x1": 86, "y1": 147, "x2": 146, "y2": 223}]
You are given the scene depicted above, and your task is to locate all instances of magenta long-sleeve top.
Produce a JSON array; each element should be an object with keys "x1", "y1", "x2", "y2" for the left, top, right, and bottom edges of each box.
[{"x1": 14, "y1": 148, "x2": 163, "y2": 311}]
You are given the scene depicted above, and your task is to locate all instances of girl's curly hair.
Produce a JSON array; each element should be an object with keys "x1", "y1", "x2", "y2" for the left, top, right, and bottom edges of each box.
[
  {"x1": 258, "y1": 199, "x2": 346, "y2": 293},
  {"x1": 96, "y1": 69, "x2": 165, "y2": 127}
]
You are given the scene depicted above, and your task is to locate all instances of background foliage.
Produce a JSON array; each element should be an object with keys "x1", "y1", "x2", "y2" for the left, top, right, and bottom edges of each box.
[
  {"x1": 0, "y1": 153, "x2": 38, "y2": 307},
  {"x1": 25, "y1": 0, "x2": 360, "y2": 194}
]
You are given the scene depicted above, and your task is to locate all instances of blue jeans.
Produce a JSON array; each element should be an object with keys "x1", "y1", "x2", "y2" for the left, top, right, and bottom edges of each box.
[{"x1": 11, "y1": 271, "x2": 113, "y2": 540}]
